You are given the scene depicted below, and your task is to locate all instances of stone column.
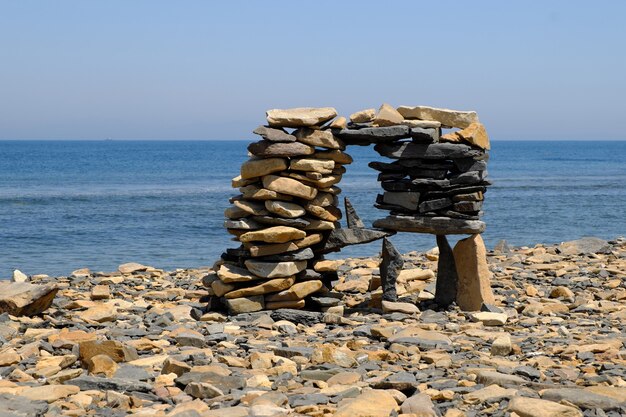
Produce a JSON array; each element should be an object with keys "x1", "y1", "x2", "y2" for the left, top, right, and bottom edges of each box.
[{"x1": 434, "y1": 234, "x2": 458, "y2": 308}]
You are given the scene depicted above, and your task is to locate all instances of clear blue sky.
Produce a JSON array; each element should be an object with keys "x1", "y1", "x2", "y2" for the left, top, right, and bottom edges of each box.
[{"x1": 1, "y1": 1, "x2": 624, "y2": 140}]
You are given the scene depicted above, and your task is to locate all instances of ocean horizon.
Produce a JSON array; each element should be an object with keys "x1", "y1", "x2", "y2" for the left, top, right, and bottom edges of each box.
[{"x1": 1, "y1": 139, "x2": 625, "y2": 278}]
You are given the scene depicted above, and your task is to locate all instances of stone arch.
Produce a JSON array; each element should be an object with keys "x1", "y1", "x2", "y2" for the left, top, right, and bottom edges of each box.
[{"x1": 210, "y1": 105, "x2": 494, "y2": 314}]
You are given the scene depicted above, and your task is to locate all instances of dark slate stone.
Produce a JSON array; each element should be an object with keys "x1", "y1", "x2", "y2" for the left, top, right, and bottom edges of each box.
[
  {"x1": 336, "y1": 126, "x2": 410, "y2": 144},
  {"x1": 289, "y1": 393, "x2": 330, "y2": 407},
  {"x1": 397, "y1": 159, "x2": 455, "y2": 170},
  {"x1": 380, "y1": 238, "x2": 403, "y2": 302},
  {"x1": 270, "y1": 309, "x2": 323, "y2": 326},
  {"x1": 375, "y1": 142, "x2": 486, "y2": 160},
  {"x1": 558, "y1": 237, "x2": 612, "y2": 255},
  {"x1": 297, "y1": 269, "x2": 322, "y2": 281},
  {"x1": 300, "y1": 368, "x2": 343, "y2": 381},
  {"x1": 345, "y1": 197, "x2": 365, "y2": 228},
  {"x1": 251, "y1": 215, "x2": 310, "y2": 228},
  {"x1": 372, "y1": 371, "x2": 418, "y2": 391},
  {"x1": 411, "y1": 178, "x2": 451, "y2": 188},
  {"x1": 247, "y1": 140, "x2": 314, "y2": 158},
  {"x1": 175, "y1": 372, "x2": 246, "y2": 393},
  {"x1": 410, "y1": 127, "x2": 440, "y2": 143},
  {"x1": 368, "y1": 161, "x2": 406, "y2": 173},
  {"x1": 310, "y1": 296, "x2": 342, "y2": 308},
  {"x1": 454, "y1": 158, "x2": 488, "y2": 172},
  {"x1": 381, "y1": 179, "x2": 449, "y2": 192},
  {"x1": 449, "y1": 171, "x2": 486, "y2": 185},
  {"x1": 378, "y1": 172, "x2": 407, "y2": 182},
  {"x1": 436, "y1": 210, "x2": 481, "y2": 220},
  {"x1": 253, "y1": 125, "x2": 296, "y2": 142},
  {"x1": 256, "y1": 248, "x2": 314, "y2": 262},
  {"x1": 0, "y1": 393, "x2": 48, "y2": 417},
  {"x1": 541, "y1": 388, "x2": 623, "y2": 411},
  {"x1": 434, "y1": 235, "x2": 458, "y2": 308},
  {"x1": 419, "y1": 198, "x2": 452, "y2": 213},
  {"x1": 422, "y1": 185, "x2": 487, "y2": 200},
  {"x1": 113, "y1": 364, "x2": 154, "y2": 381},
  {"x1": 272, "y1": 346, "x2": 314, "y2": 359},
  {"x1": 373, "y1": 215, "x2": 486, "y2": 235},
  {"x1": 66, "y1": 375, "x2": 154, "y2": 393},
  {"x1": 408, "y1": 168, "x2": 448, "y2": 179},
  {"x1": 320, "y1": 228, "x2": 391, "y2": 254}
]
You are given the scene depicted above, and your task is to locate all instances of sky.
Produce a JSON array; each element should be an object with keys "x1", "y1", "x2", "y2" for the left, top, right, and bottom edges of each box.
[{"x1": 0, "y1": 1, "x2": 625, "y2": 141}]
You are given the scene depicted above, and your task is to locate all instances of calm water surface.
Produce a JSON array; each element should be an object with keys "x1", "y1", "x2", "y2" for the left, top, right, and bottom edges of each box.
[{"x1": 1, "y1": 140, "x2": 624, "y2": 277}]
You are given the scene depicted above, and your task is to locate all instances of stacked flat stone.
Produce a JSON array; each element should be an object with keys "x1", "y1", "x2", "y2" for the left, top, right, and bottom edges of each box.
[
  {"x1": 212, "y1": 107, "x2": 353, "y2": 314},
  {"x1": 333, "y1": 104, "x2": 491, "y2": 234},
  {"x1": 334, "y1": 104, "x2": 494, "y2": 310}
]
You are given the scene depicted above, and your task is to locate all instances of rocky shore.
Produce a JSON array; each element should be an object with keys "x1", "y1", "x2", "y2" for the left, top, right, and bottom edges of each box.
[{"x1": 1, "y1": 236, "x2": 625, "y2": 417}]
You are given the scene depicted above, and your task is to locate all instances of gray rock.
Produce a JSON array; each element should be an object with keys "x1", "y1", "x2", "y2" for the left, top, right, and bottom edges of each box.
[
  {"x1": 66, "y1": 375, "x2": 154, "y2": 393},
  {"x1": 320, "y1": 228, "x2": 391, "y2": 254},
  {"x1": 410, "y1": 127, "x2": 440, "y2": 143},
  {"x1": 541, "y1": 388, "x2": 623, "y2": 411},
  {"x1": 251, "y1": 215, "x2": 310, "y2": 228},
  {"x1": 374, "y1": 215, "x2": 486, "y2": 234},
  {"x1": 113, "y1": 364, "x2": 153, "y2": 381},
  {"x1": 375, "y1": 142, "x2": 485, "y2": 160},
  {"x1": 300, "y1": 368, "x2": 342, "y2": 381},
  {"x1": 336, "y1": 126, "x2": 410, "y2": 144},
  {"x1": 344, "y1": 197, "x2": 365, "y2": 228},
  {"x1": 256, "y1": 248, "x2": 314, "y2": 262},
  {"x1": 0, "y1": 393, "x2": 48, "y2": 417},
  {"x1": 434, "y1": 235, "x2": 458, "y2": 308},
  {"x1": 401, "y1": 392, "x2": 441, "y2": 416},
  {"x1": 175, "y1": 372, "x2": 246, "y2": 393},
  {"x1": 253, "y1": 125, "x2": 296, "y2": 142},
  {"x1": 449, "y1": 171, "x2": 486, "y2": 185},
  {"x1": 558, "y1": 237, "x2": 611, "y2": 255},
  {"x1": 475, "y1": 370, "x2": 527, "y2": 387},
  {"x1": 419, "y1": 198, "x2": 453, "y2": 213},
  {"x1": 184, "y1": 382, "x2": 224, "y2": 399},
  {"x1": 272, "y1": 346, "x2": 314, "y2": 359},
  {"x1": 288, "y1": 393, "x2": 330, "y2": 407},
  {"x1": 270, "y1": 309, "x2": 323, "y2": 326},
  {"x1": 380, "y1": 238, "x2": 403, "y2": 302},
  {"x1": 247, "y1": 140, "x2": 314, "y2": 158},
  {"x1": 373, "y1": 371, "x2": 418, "y2": 391}
]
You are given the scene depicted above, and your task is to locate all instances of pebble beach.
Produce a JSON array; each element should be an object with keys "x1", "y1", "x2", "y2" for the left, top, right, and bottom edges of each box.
[{"x1": 1, "y1": 236, "x2": 625, "y2": 417}]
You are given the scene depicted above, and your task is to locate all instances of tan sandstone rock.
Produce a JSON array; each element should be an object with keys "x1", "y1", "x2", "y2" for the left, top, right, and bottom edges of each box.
[
  {"x1": 262, "y1": 175, "x2": 318, "y2": 200},
  {"x1": 373, "y1": 103, "x2": 404, "y2": 127},
  {"x1": 397, "y1": 105, "x2": 479, "y2": 128},
  {"x1": 239, "y1": 226, "x2": 306, "y2": 244},
  {"x1": 266, "y1": 107, "x2": 337, "y2": 128},
  {"x1": 244, "y1": 260, "x2": 307, "y2": 278},
  {"x1": 240, "y1": 158, "x2": 288, "y2": 180},
  {"x1": 453, "y1": 234, "x2": 495, "y2": 311}
]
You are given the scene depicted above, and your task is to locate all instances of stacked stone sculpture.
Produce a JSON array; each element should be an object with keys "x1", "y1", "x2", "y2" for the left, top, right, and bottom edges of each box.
[
  {"x1": 210, "y1": 108, "x2": 388, "y2": 314},
  {"x1": 210, "y1": 103, "x2": 496, "y2": 314},
  {"x1": 334, "y1": 104, "x2": 494, "y2": 310}
]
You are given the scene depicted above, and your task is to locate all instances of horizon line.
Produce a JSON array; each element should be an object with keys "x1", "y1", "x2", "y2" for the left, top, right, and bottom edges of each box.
[{"x1": 1, "y1": 138, "x2": 626, "y2": 142}]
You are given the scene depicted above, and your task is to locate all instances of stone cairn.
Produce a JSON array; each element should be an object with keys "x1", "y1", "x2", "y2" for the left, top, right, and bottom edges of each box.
[
  {"x1": 208, "y1": 108, "x2": 388, "y2": 315},
  {"x1": 209, "y1": 104, "x2": 495, "y2": 314},
  {"x1": 335, "y1": 104, "x2": 495, "y2": 311}
]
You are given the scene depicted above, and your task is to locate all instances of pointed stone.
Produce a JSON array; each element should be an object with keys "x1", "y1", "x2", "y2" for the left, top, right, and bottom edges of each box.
[
  {"x1": 344, "y1": 198, "x2": 365, "y2": 228},
  {"x1": 434, "y1": 235, "x2": 458, "y2": 308},
  {"x1": 320, "y1": 228, "x2": 391, "y2": 253},
  {"x1": 453, "y1": 234, "x2": 495, "y2": 311},
  {"x1": 380, "y1": 238, "x2": 403, "y2": 302}
]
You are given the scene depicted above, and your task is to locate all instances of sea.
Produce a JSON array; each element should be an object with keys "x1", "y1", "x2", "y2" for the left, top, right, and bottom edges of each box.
[{"x1": 1, "y1": 140, "x2": 625, "y2": 278}]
